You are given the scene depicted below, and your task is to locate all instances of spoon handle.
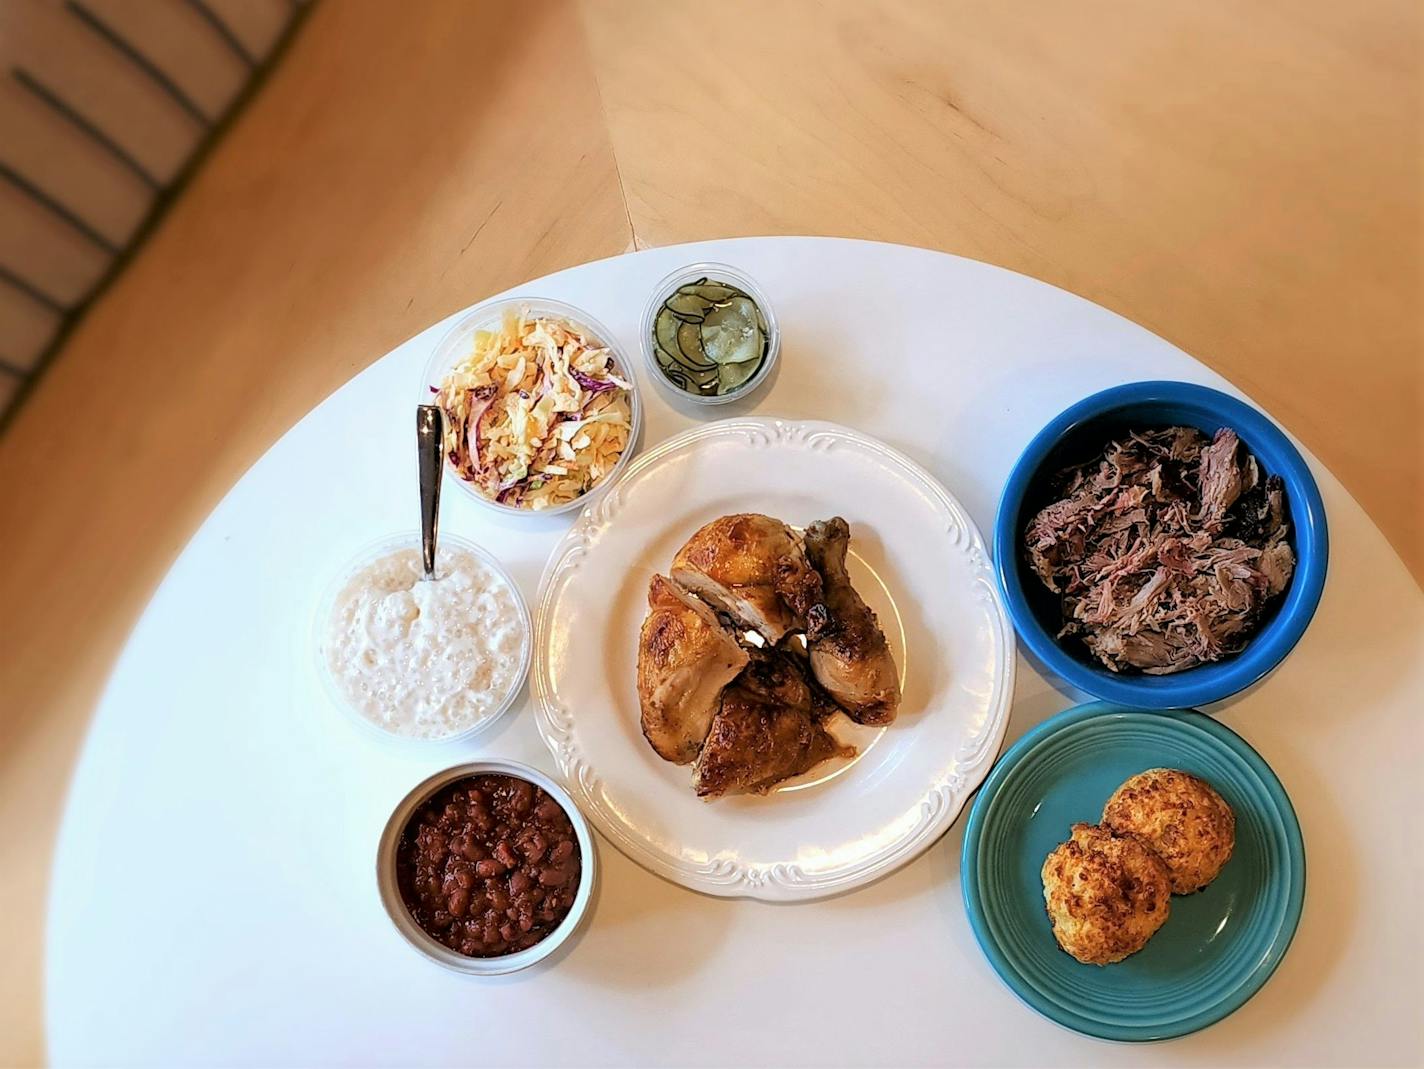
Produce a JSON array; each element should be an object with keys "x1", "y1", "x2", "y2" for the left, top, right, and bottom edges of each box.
[{"x1": 417, "y1": 404, "x2": 443, "y2": 578}]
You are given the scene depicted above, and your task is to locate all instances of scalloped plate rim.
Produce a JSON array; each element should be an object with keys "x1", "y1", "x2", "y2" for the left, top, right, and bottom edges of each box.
[{"x1": 532, "y1": 416, "x2": 1016, "y2": 901}]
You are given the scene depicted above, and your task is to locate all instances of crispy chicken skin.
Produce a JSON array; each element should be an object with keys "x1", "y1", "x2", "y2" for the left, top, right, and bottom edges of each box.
[
  {"x1": 671, "y1": 514, "x2": 828, "y2": 643},
  {"x1": 803, "y1": 518, "x2": 901, "y2": 725},
  {"x1": 691, "y1": 682, "x2": 853, "y2": 799},
  {"x1": 736, "y1": 646, "x2": 844, "y2": 717},
  {"x1": 637, "y1": 574, "x2": 750, "y2": 764}
]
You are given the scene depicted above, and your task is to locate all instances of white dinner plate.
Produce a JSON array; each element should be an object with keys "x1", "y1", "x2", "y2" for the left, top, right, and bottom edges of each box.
[{"x1": 532, "y1": 417, "x2": 1015, "y2": 901}]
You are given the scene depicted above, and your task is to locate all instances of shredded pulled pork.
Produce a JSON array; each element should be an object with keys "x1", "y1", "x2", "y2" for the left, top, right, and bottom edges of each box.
[{"x1": 1024, "y1": 427, "x2": 1295, "y2": 675}]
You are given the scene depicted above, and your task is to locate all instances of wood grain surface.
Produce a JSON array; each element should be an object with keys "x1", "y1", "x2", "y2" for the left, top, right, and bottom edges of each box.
[
  {"x1": 0, "y1": 0, "x2": 1418, "y2": 1062},
  {"x1": 0, "y1": 2, "x2": 630, "y2": 1062}
]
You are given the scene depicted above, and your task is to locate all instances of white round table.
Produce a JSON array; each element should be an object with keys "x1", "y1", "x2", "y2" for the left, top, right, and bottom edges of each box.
[{"x1": 48, "y1": 239, "x2": 1423, "y2": 1067}]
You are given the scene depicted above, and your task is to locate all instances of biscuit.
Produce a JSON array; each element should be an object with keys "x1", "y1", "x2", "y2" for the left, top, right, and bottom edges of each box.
[
  {"x1": 1041, "y1": 823, "x2": 1173, "y2": 965},
  {"x1": 1103, "y1": 768, "x2": 1235, "y2": 894}
]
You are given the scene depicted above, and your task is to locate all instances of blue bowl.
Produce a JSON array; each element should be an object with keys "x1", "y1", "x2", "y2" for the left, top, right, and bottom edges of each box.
[
  {"x1": 961, "y1": 702, "x2": 1306, "y2": 1041},
  {"x1": 994, "y1": 381, "x2": 1328, "y2": 709}
]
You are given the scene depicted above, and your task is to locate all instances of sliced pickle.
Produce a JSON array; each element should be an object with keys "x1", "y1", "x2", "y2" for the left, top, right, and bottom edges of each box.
[
  {"x1": 718, "y1": 355, "x2": 760, "y2": 393},
  {"x1": 675, "y1": 320, "x2": 714, "y2": 369},
  {"x1": 661, "y1": 362, "x2": 690, "y2": 390},
  {"x1": 679, "y1": 281, "x2": 740, "y2": 302},
  {"x1": 701, "y1": 297, "x2": 763, "y2": 365},
  {"x1": 664, "y1": 292, "x2": 713, "y2": 320},
  {"x1": 652, "y1": 275, "x2": 768, "y2": 396},
  {"x1": 653, "y1": 310, "x2": 684, "y2": 360}
]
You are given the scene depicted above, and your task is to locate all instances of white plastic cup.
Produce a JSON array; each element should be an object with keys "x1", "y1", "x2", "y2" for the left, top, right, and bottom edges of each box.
[
  {"x1": 420, "y1": 297, "x2": 643, "y2": 516},
  {"x1": 313, "y1": 532, "x2": 531, "y2": 746}
]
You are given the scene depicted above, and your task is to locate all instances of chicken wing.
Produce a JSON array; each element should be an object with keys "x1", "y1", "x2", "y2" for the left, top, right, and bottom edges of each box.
[
  {"x1": 670, "y1": 513, "x2": 828, "y2": 643},
  {"x1": 637, "y1": 574, "x2": 750, "y2": 764},
  {"x1": 691, "y1": 682, "x2": 853, "y2": 799},
  {"x1": 803, "y1": 517, "x2": 901, "y2": 725}
]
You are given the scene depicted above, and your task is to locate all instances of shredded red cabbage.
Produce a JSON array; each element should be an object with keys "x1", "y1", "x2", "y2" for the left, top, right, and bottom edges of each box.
[
  {"x1": 495, "y1": 480, "x2": 526, "y2": 505},
  {"x1": 462, "y1": 385, "x2": 499, "y2": 475},
  {"x1": 571, "y1": 369, "x2": 619, "y2": 394}
]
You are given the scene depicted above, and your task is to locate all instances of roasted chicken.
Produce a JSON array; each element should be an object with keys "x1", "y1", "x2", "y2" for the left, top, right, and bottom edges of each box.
[
  {"x1": 671, "y1": 513, "x2": 828, "y2": 643},
  {"x1": 765, "y1": 636, "x2": 843, "y2": 721},
  {"x1": 637, "y1": 574, "x2": 750, "y2": 764},
  {"x1": 638, "y1": 512, "x2": 897, "y2": 800},
  {"x1": 692, "y1": 668, "x2": 853, "y2": 799},
  {"x1": 733, "y1": 647, "x2": 837, "y2": 718},
  {"x1": 803, "y1": 517, "x2": 901, "y2": 725}
]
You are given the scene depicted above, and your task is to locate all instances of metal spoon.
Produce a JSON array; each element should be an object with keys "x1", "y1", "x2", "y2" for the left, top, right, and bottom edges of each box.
[{"x1": 416, "y1": 404, "x2": 443, "y2": 580}]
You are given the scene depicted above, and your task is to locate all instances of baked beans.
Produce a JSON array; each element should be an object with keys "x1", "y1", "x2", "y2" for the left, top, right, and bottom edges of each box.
[{"x1": 396, "y1": 774, "x2": 582, "y2": 957}]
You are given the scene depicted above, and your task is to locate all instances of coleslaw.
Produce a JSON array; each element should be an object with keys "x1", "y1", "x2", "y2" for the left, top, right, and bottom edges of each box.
[{"x1": 435, "y1": 310, "x2": 633, "y2": 510}]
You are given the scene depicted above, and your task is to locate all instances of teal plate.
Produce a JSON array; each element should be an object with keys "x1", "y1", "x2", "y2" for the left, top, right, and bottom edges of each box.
[{"x1": 961, "y1": 702, "x2": 1305, "y2": 1041}]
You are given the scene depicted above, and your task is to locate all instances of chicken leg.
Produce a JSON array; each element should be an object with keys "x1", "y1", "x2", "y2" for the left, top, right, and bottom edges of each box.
[{"x1": 803, "y1": 517, "x2": 901, "y2": 725}]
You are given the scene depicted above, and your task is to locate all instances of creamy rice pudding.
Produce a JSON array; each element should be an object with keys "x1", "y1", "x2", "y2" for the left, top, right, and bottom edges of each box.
[{"x1": 323, "y1": 543, "x2": 526, "y2": 739}]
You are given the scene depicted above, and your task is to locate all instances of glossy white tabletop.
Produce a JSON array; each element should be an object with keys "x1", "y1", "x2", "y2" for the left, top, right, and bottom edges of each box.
[{"x1": 47, "y1": 239, "x2": 1423, "y2": 1067}]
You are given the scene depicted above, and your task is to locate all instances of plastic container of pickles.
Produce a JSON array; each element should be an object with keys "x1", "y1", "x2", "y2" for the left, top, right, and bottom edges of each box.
[{"x1": 640, "y1": 262, "x2": 779, "y2": 405}]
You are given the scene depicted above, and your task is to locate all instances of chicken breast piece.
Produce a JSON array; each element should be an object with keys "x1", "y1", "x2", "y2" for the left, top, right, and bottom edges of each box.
[
  {"x1": 803, "y1": 517, "x2": 902, "y2": 725},
  {"x1": 637, "y1": 574, "x2": 749, "y2": 764},
  {"x1": 691, "y1": 683, "x2": 853, "y2": 799},
  {"x1": 670, "y1": 514, "x2": 828, "y2": 643}
]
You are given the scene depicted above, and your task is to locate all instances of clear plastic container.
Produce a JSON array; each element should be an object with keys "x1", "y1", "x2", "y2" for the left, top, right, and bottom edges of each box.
[
  {"x1": 640, "y1": 262, "x2": 780, "y2": 405},
  {"x1": 376, "y1": 759, "x2": 597, "y2": 975},
  {"x1": 313, "y1": 531, "x2": 531, "y2": 746},
  {"x1": 420, "y1": 297, "x2": 643, "y2": 517}
]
